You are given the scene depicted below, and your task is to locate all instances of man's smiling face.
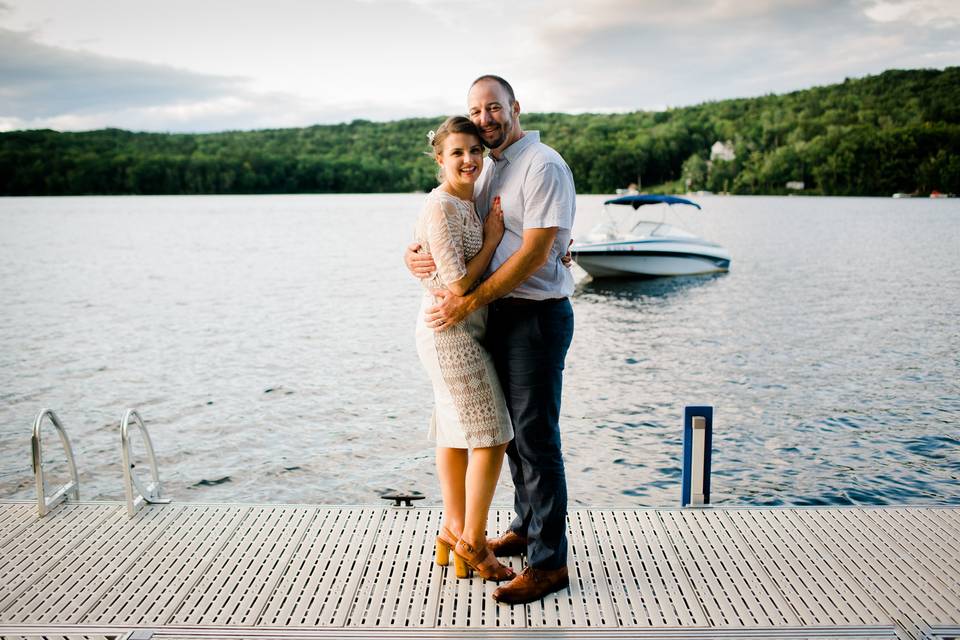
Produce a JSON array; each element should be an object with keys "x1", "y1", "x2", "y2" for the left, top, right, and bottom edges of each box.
[{"x1": 467, "y1": 79, "x2": 520, "y2": 153}]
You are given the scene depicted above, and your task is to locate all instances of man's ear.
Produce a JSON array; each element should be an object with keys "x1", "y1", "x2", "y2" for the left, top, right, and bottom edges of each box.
[{"x1": 513, "y1": 100, "x2": 521, "y2": 117}]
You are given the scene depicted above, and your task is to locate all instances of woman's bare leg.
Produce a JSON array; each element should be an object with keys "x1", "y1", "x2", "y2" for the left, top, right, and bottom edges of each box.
[
  {"x1": 461, "y1": 443, "x2": 509, "y2": 547},
  {"x1": 436, "y1": 446, "x2": 468, "y2": 536}
]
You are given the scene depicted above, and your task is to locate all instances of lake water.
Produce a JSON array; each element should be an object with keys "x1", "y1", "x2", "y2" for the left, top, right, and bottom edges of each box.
[{"x1": 1, "y1": 194, "x2": 958, "y2": 508}]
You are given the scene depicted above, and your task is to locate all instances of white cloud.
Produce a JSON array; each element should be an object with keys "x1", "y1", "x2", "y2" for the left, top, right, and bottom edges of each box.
[
  {"x1": 0, "y1": 25, "x2": 464, "y2": 132},
  {"x1": 863, "y1": 0, "x2": 960, "y2": 27},
  {"x1": 0, "y1": 27, "x2": 248, "y2": 117},
  {"x1": 0, "y1": 0, "x2": 957, "y2": 132},
  {"x1": 505, "y1": 0, "x2": 960, "y2": 113}
]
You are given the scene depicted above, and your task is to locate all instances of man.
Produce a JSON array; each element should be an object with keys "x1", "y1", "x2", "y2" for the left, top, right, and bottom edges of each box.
[{"x1": 406, "y1": 75, "x2": 576, "y2": 604}]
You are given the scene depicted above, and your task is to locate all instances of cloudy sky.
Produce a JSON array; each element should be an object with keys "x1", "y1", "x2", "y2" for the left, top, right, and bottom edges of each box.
[{"x1": 1, "y1": 0, "x2": 958, "y2": 132}]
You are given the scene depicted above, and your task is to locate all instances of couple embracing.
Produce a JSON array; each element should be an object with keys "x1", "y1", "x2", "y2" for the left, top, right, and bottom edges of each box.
[{"x1": 406, "y1": 75, "x2": 575, "y2": 605}]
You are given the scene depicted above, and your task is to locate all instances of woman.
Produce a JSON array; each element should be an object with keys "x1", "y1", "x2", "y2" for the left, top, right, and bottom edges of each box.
[{"x1": 414, "y1": 116, "x2": 514, "y2": 582}]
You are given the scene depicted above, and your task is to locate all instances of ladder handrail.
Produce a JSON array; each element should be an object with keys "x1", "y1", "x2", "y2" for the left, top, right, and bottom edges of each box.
[
  {"x1": 121, "y1": 409, "x2": 170, "y2": 517},
  {"x1": 31, "y1": 409, "x2": 80, "y2": 517}
]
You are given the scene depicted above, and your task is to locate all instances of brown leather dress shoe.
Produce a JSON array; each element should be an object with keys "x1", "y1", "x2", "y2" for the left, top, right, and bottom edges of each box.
[
  {"x1": 487, "y1": 529, "x2": 528, "y2": 557},
  {"x1": 492, "y1": 565, "x2": 570, "y2": 605}
]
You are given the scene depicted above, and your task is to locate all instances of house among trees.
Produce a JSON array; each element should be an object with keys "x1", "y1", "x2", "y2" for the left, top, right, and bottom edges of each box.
[{"x1": 710, "y1": 140, "x2": 736, "y2": 162}]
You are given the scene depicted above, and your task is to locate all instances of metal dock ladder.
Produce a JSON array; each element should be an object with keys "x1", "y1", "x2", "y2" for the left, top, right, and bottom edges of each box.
[{"x1": 30, "y1": 407, "x2": 170, "y2": 519}]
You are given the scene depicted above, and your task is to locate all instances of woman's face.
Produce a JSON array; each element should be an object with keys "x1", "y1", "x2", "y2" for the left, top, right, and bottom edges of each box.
[{"x1": 437, "y1": 132, "x2": 483, "y2": 189}]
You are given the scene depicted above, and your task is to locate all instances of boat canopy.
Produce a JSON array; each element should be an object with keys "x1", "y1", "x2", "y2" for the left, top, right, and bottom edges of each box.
[{"x1": 603, "y1": 195, "x2": 702, "y2": 210}]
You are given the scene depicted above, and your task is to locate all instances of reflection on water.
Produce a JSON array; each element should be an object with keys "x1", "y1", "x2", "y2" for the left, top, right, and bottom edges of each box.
[
  {"x1": 0, "y1": 194, "x2": 958, "y2": 508},
  {"x1": 577, "y1": 272, "x2": 728, "y2": 303}
]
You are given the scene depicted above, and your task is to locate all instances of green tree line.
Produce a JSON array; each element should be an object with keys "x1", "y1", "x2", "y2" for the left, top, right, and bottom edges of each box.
[{"x1": 1, "y1": 67, "x2": 958, "y2": 196}]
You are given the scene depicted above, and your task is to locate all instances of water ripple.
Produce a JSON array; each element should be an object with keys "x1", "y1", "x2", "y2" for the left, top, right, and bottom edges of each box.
[{"x1": 0, "y1": 194, "x2": 958, "y2": 507}]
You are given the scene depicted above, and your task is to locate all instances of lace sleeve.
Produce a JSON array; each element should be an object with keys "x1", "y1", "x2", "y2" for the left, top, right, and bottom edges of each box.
[{"x1": 425, "y1": 198, "x2": 467, "y2": 285}]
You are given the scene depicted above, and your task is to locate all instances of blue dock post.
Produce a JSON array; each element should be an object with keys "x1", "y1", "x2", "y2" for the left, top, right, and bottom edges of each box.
[{"x1": 681, "y1": 405, "x2": 713, "y2": 507}]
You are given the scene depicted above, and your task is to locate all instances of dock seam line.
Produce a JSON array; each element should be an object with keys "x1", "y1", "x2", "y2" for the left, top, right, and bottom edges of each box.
[
  {"x1": 159, "y1": 505, "x2": 255, "y2": 625},
  {"x1": 650, "y1": 509, "x2": 711, "y2": 626},
  {"x1": 245, "y1": 505, "x2": 326, "y2": 627},
  {"x1": 336, "y1": 507, "x2": 389, "y2": 627}
]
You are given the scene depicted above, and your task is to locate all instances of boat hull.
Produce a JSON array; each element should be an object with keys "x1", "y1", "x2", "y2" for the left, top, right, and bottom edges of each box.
[{"x1": 572, "y1": 243, "x2": 731, "y2": 278}]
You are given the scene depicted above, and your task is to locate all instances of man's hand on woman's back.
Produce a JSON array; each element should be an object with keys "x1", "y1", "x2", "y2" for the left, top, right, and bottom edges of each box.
[
  {"x1": 561, "y1": 238, "x2": 574, "y2": 268},
  {"x1": 405, "y1": 242, "x2": 436, "y2": 279}
]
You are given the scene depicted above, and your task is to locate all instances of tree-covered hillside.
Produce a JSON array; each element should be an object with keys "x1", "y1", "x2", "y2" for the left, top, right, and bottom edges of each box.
[{"x1": 1, "y1": 67, "x2": 957, "y2": 196}]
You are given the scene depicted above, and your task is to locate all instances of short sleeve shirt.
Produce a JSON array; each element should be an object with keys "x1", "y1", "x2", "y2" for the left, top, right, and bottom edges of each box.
[{"x1": 474, "y1": 131, "x2": 576, "y2": 300}]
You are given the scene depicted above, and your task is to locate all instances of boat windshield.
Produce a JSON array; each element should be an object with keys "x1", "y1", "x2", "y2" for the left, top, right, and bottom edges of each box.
[
  {"x1": 650, "y1": 223, "x2": 697, "y2": 239},
  {"x1": 601, "y1": 203, "x2": 699, "y2": 239},
  {"x1": 630, "y1": 221, "x2": 661, "y2": 237}
]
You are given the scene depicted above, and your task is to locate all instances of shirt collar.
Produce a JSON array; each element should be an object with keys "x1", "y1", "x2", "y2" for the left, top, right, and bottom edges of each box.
[{"x1": 492, "y1": 130, "x2": 539, "y2": 164}]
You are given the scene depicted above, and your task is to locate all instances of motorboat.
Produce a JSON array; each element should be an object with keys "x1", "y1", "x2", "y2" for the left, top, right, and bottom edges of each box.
[{"x1": 571, "y1": 195, "x2": 731, "y2": 278}]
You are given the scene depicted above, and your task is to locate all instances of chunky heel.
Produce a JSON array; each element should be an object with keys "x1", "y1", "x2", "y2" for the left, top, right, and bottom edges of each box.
[
  {"x1": 435, "y1": 525, "x2": 459, "y2": 568},
  {"x1": 453, "y1": 552, "x2": 472, "y2": 579},
  {"x1": 435, "y1": 539, "x2": 451, "y2": 566}
]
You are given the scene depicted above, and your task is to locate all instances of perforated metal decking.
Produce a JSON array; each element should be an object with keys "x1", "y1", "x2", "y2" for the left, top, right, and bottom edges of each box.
[{"x1": 0, "y1": 502, "x2": 956, "y2": 640}]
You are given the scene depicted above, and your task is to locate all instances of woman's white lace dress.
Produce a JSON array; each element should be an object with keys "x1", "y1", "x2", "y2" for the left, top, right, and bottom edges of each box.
[{"x1": 414, "y1": 189, "x2": 513, "y2": 449}]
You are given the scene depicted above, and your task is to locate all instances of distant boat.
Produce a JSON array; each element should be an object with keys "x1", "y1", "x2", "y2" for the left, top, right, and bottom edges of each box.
[
  {"x1": 892, "y1": 192, "x2": 916, "y2": 198},
  {"x1": 571, "y1": 195, "x2": 731, "y2": 278}
]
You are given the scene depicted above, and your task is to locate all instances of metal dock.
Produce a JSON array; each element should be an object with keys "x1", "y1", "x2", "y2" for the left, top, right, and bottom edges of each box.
[{"x1": 0, "y1": 501, "x2": 957, "y2": 640}]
